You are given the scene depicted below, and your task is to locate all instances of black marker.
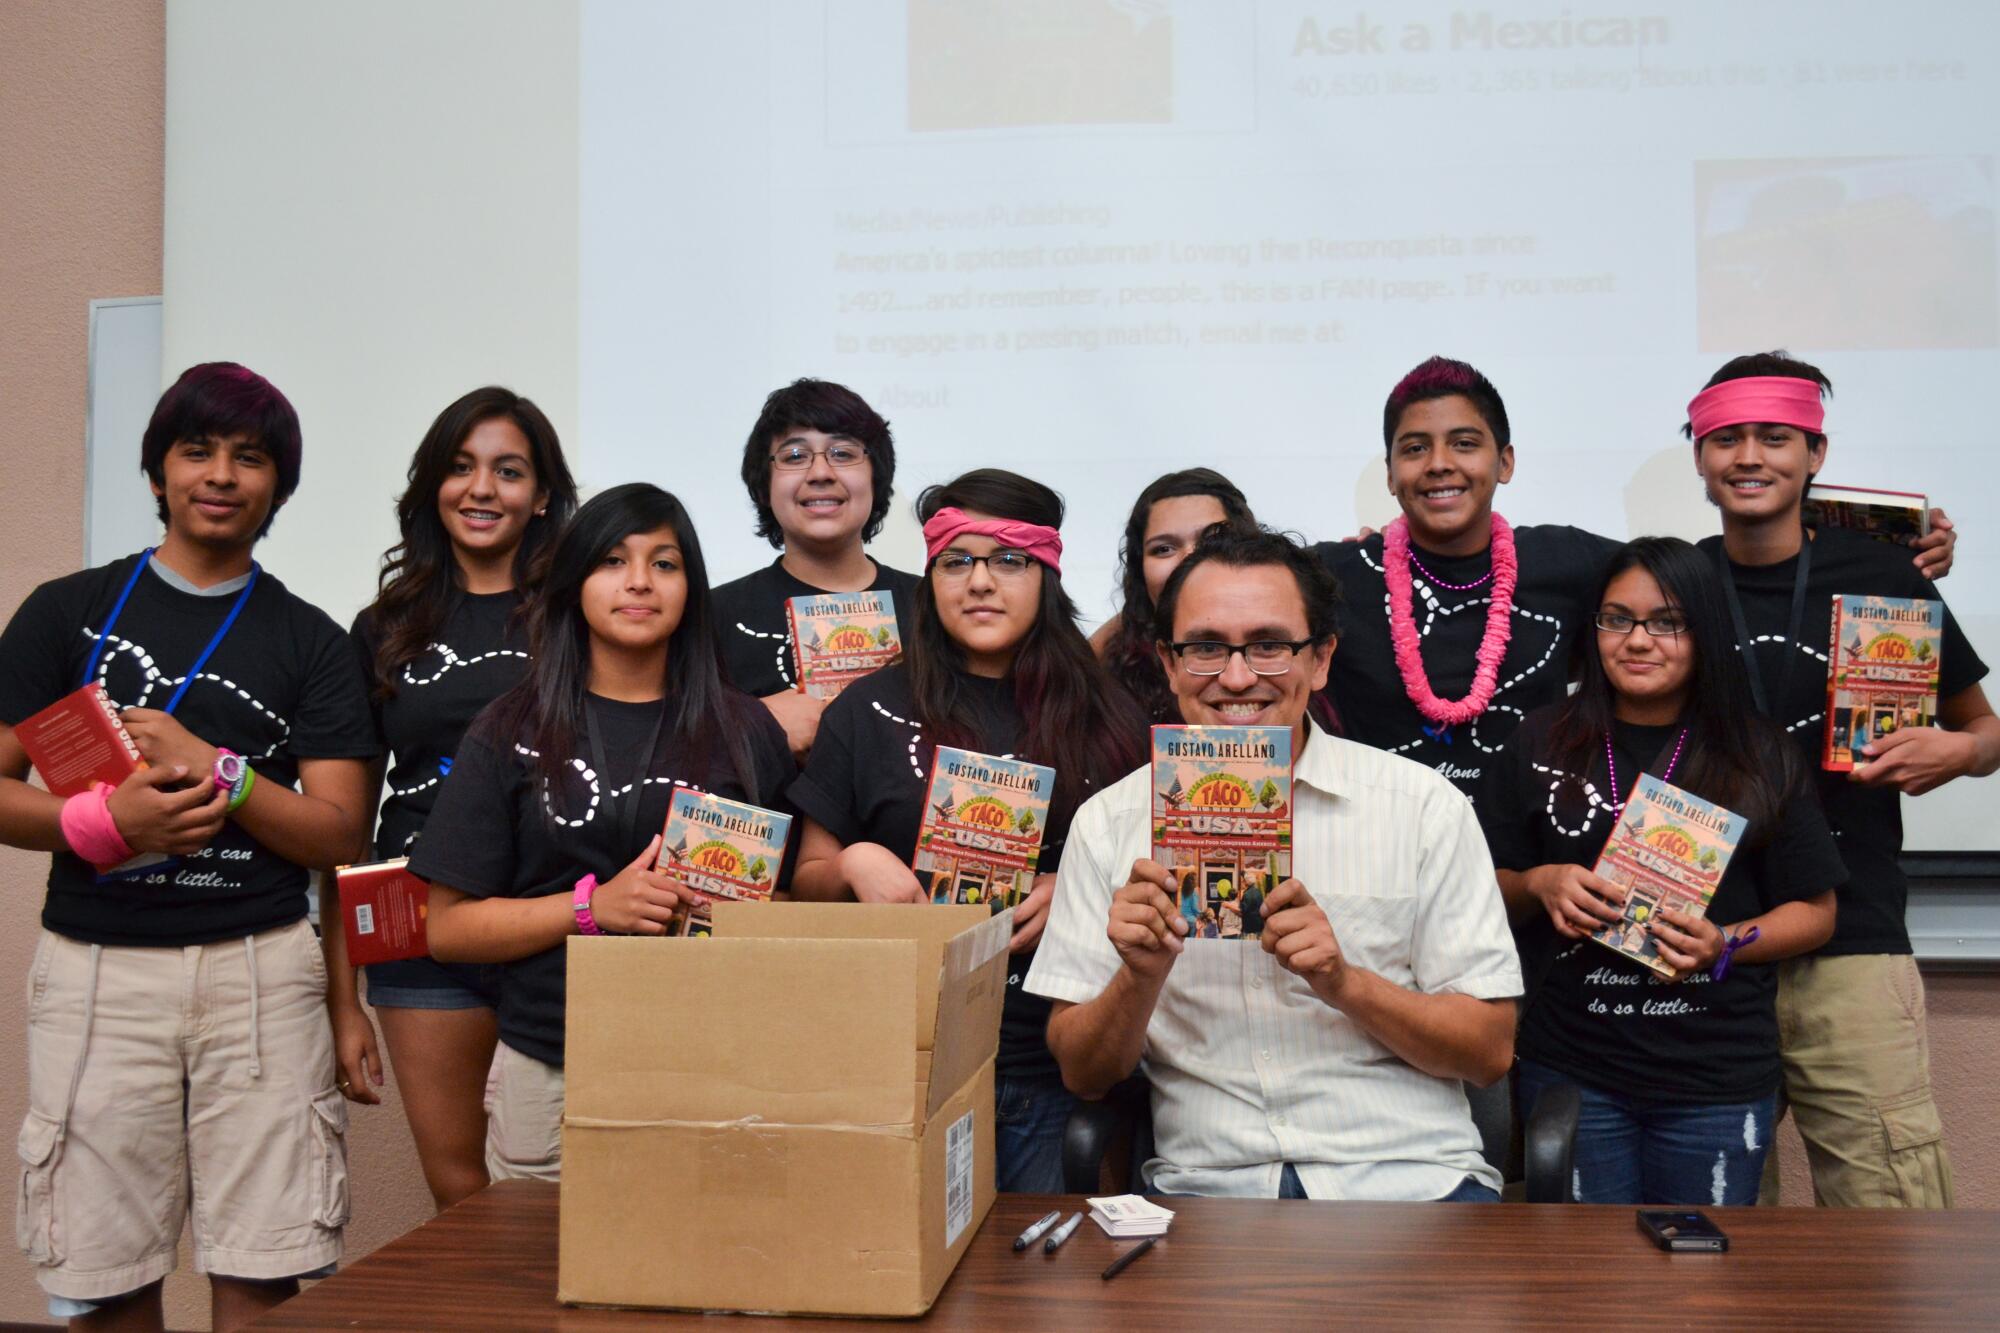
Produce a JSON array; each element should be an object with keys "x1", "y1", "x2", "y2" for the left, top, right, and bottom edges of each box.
[
  {"x1": 1013, "y1": 1210, "x2": 1061, "y2": 1251},
  {"x1": 1100, "y1": 1236, "x2": 1157, "y2": 1280}
]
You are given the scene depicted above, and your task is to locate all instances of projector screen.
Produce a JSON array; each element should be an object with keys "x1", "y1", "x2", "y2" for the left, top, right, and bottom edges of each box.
[{"x1": 165, "y1": 0, "x2": 2000, "y2": 849}]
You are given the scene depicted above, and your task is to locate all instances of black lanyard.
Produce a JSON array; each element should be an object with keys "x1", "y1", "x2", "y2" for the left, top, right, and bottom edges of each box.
[
  {"x1": 83, "y1": 549, "x2": 261, "y2": 711},
  {"x1": 1717, "y1": 534, "x2": 1812, "y2": 719},
  {"x1": 583, "y1": 696, "x2": 668, "y2": 855}
]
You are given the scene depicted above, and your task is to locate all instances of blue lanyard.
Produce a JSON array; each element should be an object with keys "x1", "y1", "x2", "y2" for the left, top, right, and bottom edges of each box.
[{"x1": 81, "y1": 548, "x2": 262, "y2": 715}]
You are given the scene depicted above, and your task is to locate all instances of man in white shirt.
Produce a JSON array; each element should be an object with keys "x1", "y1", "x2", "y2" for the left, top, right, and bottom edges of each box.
[{"x1": 1027, "y1": 528, "x2": 1522, "y2": 1201}]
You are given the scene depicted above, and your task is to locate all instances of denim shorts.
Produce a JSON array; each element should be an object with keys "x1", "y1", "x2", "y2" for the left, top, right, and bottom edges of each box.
[{"x1": 363, "y1": 956, "x2": 502, "y2": 1011}]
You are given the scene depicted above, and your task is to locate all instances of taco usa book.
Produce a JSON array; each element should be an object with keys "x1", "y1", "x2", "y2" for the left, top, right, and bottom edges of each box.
[
  {"x1": 1150, "y1": 725, "x2": 1292, "y2": 941},
  {"x1": 785, "y1": 589, "x2": 902, "y2": 699},
  {"x1": 1823, "y1": 594, "x2": 1943, "y2": 773},
  {"x1": 914, "y1": 747, "x2": 1054, "y2": 911},
  {"x1": 1800, "y1": 484, "x2": 1930, "y2": 547},
  {"x1": 657, "y1": 787, "x2": 793, "y2": 937},
  {"x1": 1589, "y1": 774, "x2": 1746, "y2": 979}
]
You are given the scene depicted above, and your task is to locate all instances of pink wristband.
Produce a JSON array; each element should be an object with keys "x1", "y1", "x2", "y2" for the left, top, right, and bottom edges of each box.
[
  {"x1": 60, "y1": 782, "x2": 134, "y2": 868},
  {"x1": 573, "y1": 874, "x2": 604, "y2": 936}
]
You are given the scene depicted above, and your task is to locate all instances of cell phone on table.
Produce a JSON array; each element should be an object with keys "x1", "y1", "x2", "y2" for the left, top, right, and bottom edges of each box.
[{"x1": 1637, "y1": 1209, "x2": 1729, "y2": 1253}]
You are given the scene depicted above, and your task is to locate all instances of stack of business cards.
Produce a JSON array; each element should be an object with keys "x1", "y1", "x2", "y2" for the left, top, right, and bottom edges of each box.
[{"x1": 1088, "y1": 1195, "x2": 1175, "y2": 1238}]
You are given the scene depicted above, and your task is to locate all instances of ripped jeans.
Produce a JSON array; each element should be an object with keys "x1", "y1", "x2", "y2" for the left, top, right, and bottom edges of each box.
[{"x1": 1515, "y1": 1058, "x2": 1777, "y2": 1207}]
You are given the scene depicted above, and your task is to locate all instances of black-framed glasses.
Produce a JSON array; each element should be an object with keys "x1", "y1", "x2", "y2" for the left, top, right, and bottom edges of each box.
[
  {"x1": 933, "y1": 550, "x2": 1037, "y2": 580},
  {"x1": 769, "y1": 440, "x2": 868, "y2": 470},
  {"x1": 1167, "y1": 638, "x2": 1319, "y2": 676},
  {"x1": 1593, "y1": 611, "x2": 1689, "y2": 638}
]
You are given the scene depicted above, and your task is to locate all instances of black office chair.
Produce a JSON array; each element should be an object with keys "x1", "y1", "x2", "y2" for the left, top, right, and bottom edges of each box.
[{"x1": 1063, "y1": 1071, "x2": 1580, "y2": 1202}]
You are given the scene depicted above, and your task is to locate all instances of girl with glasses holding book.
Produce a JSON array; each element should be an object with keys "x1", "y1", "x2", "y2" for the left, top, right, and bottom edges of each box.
[
  {"x1": 790, "y1": 468, "x2": 1146, "y2": 1191},
  {"x1": 410, "y1": 484, "x2": 794, "y2": 1182},
  {"x1": 335, "y1": 388, "x2": 577, "y2": 1211},
  {"x1": 1476, "y1": 536, "x2": 1842, "y2": 1205}
]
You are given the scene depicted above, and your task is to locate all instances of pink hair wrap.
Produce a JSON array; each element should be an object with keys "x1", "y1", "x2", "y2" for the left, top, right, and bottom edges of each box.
[
  {"x1": 1686, "y1": 376, "x2": 1826, "y2": 440},
  {"x1": 921, "y1": 506, "x2": 1063, "y2": 573}
]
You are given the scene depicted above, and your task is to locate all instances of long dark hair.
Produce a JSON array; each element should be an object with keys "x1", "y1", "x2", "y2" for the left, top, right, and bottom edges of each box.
[
  {"x1": 1102, "y1": 469, "x2": 1256, "y2": 723},
  {"x1": 364, "y1": 387, "x2": 578, "y2": 696},
  {"x1": 911, "y1": 469, "x2": 1147, "y2": 825},
  {"x1": 1545, "y1": 536, "x2": 1795, "y2": 838},
  {"x1": 478, "y1": 483, "x2": 754, "y2": 818}
]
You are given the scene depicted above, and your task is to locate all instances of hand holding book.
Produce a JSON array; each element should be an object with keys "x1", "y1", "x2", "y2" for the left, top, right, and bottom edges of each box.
[
  {"x1": 105, "y1": 764, "x2": 227, "y2": 858},
  {"x1": 1646, "y1": 903, "x2": 1726, "y2": 983},
  {"x1": 1107, "y1": 859, "x2": 1187, "y2": 981},
  {"x1": 1524, "y1": 863, "x2": 1627, "y2": 940},
  {"x1": 589, "y1": 834, "x2": 691, "y2": 935},
  {"x1": 839, "y1": 842, "x2": 928, "y2": 903},
  {"x1": 1258, "y1": 878, "x2": 1348, "y2": 1000},
  {"x1": 1849, "y1": 724, "x2": 1983, "y2": 797}
]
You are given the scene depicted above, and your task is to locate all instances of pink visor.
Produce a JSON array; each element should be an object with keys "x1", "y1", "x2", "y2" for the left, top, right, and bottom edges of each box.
[
  {"x1": 1686, "y1": 376, "x2": 1825, "y2": 440},
  {"x1": 921, "y1": 506, "x2": 1063, "y2": 574}
]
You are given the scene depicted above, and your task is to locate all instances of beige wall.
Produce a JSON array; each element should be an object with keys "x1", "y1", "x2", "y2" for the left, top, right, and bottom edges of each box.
[{"x1": 0, "y1": 3, "x2": 1995, "y2": 1326}]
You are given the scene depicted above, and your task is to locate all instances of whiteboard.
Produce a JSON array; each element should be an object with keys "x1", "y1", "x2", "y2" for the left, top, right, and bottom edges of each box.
[{"x1": 85, "y1": 296, "x2": 165, "y2": 567}]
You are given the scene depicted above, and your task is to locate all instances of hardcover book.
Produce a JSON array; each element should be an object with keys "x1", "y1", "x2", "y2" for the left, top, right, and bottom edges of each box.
[
  {"x1": 336, "y1": 858, "x2": 431, "y2": 966},
  {"x1": 1150, "y1": 725, "x2": 1292, "y2": 941},
  {"x1": 15, "y1": 683, "x2": 146, "y2": 797},
  {"x1": 1801, "y1": 484, "x2": 1930, "y2": 547},
  {"x1": 1589, "y1": 774, "x2": 1746, "y2": 979},
  {"x1": 786, "y1": 590, "x2": 902, "y2": 699},
  {"x1": 657, "y1": 787, "x2": 793, "y2": 937},
  {"x1": 1824, "y1": 594, "x2": 1943, "y2": 773},
  {"x1": 913, "y1": 747, "x2": 1054, "y2": 912}
]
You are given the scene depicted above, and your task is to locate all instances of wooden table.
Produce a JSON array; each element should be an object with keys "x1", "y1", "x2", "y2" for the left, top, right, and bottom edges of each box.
[{"x1": 252, "y1": 1183, "x2": 2000, "y2": 1329}]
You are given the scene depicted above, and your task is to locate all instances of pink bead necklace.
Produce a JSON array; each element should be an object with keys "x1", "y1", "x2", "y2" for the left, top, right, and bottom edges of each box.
[{"x1": 1604, "y1": 726, "x2": 1689, "y2": 815}]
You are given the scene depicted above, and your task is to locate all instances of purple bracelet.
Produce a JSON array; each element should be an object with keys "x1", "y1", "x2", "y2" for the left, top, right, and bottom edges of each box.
[{"x1": 1711, "y1": 925, "x2": 1762, "y2": 981}]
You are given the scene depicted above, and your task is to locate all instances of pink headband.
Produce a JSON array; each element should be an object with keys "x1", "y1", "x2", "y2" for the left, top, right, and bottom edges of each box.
[
  {"x1": 921, "y1": 506, "x2": 1063, "y2": 574},
  {"x1": 1686, "y1": 376, "x2": 1825, "y2": 440}
]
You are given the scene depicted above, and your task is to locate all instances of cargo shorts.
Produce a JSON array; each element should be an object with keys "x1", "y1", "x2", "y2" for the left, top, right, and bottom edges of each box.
[{"x1": 16, "y1": 920, "x2": 348, "y2": 1301}]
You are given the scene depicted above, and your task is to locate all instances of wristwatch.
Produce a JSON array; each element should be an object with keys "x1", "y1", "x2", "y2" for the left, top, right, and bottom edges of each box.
[
  {"x1": 573, "y1": 874, "x2": 604, "y2": 936},
  {"x1": 213, "y1": 747, "x2": 253, "y2": 812}
]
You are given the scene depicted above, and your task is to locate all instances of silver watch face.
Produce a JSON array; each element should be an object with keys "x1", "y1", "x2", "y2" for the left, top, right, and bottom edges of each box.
[{"x1": 215, "y1": 752, "x2": 245, "y2": 784}]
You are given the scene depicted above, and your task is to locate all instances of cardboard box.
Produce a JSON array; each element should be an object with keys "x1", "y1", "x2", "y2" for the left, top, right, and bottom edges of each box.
[{"x1": 558, "y1": 902, "x2": 1010, "y2": 1317}]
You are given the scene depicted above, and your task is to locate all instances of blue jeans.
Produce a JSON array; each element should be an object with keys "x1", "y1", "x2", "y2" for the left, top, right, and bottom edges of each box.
[
  {"x1": 994, "y1": 1073, "x2": 1078, "y2": 1193},
  {"x1": 1515, "y1": 1058, "x2": 1777, "y2": 1206},
  {"x1": 1276, "y1": 1164, "x2": 1498, "y2": 1202}
]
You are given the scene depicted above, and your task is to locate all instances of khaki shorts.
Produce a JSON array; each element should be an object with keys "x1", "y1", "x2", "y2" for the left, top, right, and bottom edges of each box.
[
  {"x1": 1772, "y1": 952, "x2": 1953, "y2": 1208},
  {"x1": 16, "y1": 921, "x2": 348, "y2": 1301},
  {"x1": 485, "y1": 1042, "x2": 564, "y2": 1183}
]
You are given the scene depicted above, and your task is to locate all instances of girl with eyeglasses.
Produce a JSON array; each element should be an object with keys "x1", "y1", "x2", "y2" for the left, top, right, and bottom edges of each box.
[
  {"x1": 790, "y1": 468, "x2": 1146, "y2": 1192},
  {"x1": 1476, "y1": 536, "x2": 1843, "y2": 1205}
]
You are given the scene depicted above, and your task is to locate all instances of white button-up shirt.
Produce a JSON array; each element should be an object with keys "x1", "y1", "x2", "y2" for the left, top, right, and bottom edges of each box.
[{"x1": 1026, "y1": 720, "x2": 1522, "y2": 1200}]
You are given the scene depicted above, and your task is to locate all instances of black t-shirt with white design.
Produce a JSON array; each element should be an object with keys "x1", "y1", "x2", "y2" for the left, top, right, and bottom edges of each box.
[
  {"x1": 0, "y1": 553, "x2": 378, "y2": 946},
  {"x1": 1697, "y1": 527, "x2": 1988, "y2": 956},
  {"x1": 408, "y1": 690, "x2": 795, "y2": 1067},
  {"x1": 1313, "y1": 524, "x2": 1619, "y2": 802},
  {"x1": 788, "y1": 663, "x2": 1067, "y2": 1082},
  {"x1": 710, "y1": 556, "x2": 923, "y2": 697},
  {"x1": 351, "y1": 590, "x2": 528, "y2": 860},
  {"x1": 1481, "y1": 708, "x2": 1845, "y2": 1103}
]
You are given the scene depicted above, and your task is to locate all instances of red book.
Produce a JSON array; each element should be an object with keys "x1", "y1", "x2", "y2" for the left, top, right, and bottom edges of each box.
[
  {"x1": 16, "y1": 683, "x2": 146, "y2": 797},
  {"x1": 336, "y1": 858, "x2": 431, "y2": 966}
]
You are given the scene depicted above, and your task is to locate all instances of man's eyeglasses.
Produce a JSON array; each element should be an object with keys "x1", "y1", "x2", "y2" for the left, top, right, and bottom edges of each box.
[
  {"x1": 1166, "y1": 639, "x2": 1319, "y2": 676},
  {"x1": 769, "y1": 440, "x2": 868, "y2": 471},
  {"x1": 933, "y1": 550, "x2": 1038, "y2": 580},
  {"x1": 1593, "y1": 612, "x2": 1689, "y2": 638}
]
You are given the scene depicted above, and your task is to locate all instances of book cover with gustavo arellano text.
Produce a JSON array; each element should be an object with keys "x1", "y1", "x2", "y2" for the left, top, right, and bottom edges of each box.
[
  {"x1": 1589, "y1": 774, "x2": 1746, "y2": 979},
  {"x1": 15, "y1": 682, "x2": 146, "y2": 797},
  {"x1": 1823, "y1": 594, "x2": 1943, "y2": 773},
  {"x1": 914, "y1": 747, "x2": 1054, "y2": 913},
  {"x1": 1151, "y1": 725, "x2": 1292, "y2": 942},
  {"x1": 657, "y1": 787, "x2": 793, "y2": 937},
  {"x1": 785, "y1": 590, "x2": 902, "y2": 699},
  {"x1": 1801, "y1": 484, "x2": 1930, "y2": 548},
  {"x1": 336, "y1": 858, "x2": 431, "y2": 966}
]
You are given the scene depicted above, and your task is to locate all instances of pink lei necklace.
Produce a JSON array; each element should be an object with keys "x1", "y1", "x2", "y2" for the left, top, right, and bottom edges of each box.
[{"x1": 1384, "y1": 514, "x2": 1520, "y2": 728}]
